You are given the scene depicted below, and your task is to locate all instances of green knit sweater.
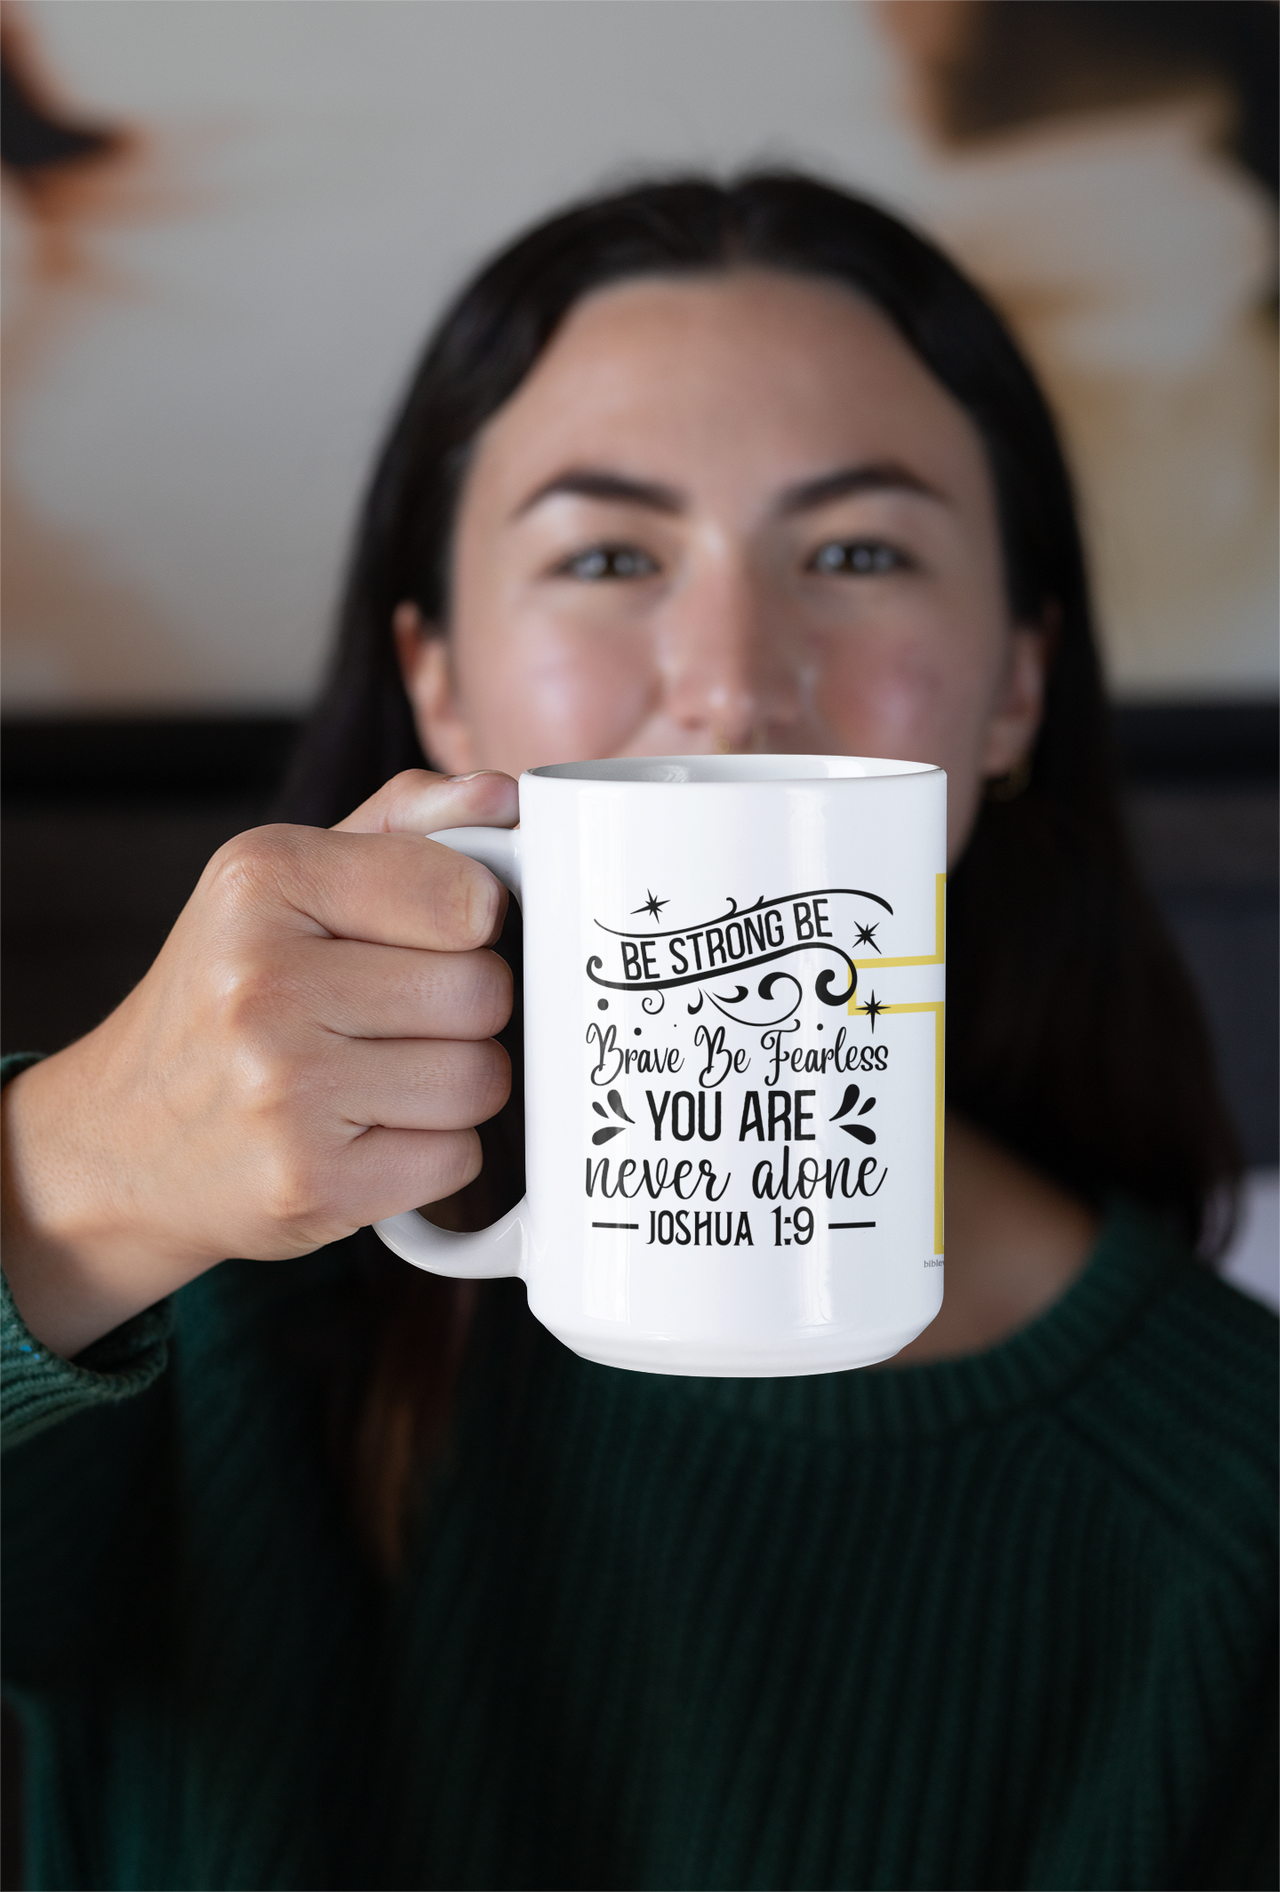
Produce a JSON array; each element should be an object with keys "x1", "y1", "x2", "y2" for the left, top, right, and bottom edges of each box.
[{"x1": 2, "y1": 1064, "x2": 1275, "y2": 1890}]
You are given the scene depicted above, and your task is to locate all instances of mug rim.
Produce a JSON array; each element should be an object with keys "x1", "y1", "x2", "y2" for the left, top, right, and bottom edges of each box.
[{"x1": 526, "y1": 754, "x2": 942, "y2": 786}]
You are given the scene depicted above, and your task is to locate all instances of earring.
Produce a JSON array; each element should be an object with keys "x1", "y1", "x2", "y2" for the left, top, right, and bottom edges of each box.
[{"x1": 985, "y1": 752, "x2": 1033, "y2": 802}]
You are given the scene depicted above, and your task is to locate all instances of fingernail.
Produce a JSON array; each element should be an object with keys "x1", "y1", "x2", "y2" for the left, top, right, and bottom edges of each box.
[{"x1": 448, "y1": 771, "x2": 488, "y2": 783}]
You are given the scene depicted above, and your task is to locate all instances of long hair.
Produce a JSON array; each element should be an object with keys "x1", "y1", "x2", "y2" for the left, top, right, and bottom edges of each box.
[{"x1": 275, "y1": 173, "x2": 1240, "y2": 1570}]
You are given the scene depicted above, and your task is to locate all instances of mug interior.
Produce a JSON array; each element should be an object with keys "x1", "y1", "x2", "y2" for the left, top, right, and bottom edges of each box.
[{"x1": 529, "y1": 755, "x2": 937, "y2": 785}]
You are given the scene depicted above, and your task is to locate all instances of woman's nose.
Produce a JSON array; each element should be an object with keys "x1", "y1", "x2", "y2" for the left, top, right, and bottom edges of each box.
[{"x1": 658, "y1": 559, "x2": 803, "y2": 752}]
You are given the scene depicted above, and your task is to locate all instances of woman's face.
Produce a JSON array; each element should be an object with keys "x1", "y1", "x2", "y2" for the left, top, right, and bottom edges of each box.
[{"x1": 400, "y1": 268, "x2": 1045, "y2": 861}]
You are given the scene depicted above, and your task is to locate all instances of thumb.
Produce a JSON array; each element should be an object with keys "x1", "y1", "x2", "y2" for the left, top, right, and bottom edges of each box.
[{"x1": 332, "y1": 768, "x2": 520, "y2": 837}]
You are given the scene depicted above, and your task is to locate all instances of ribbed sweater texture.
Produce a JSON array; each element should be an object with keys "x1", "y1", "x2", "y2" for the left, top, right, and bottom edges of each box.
[{"x1": 2, "y1": 1070, "x2": 1275, "y2": 1890}]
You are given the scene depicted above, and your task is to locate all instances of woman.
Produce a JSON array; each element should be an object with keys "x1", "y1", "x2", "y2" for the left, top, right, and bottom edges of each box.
[{"x1": 2, "y1": 175, "x2": 1274, "y2": 1892}]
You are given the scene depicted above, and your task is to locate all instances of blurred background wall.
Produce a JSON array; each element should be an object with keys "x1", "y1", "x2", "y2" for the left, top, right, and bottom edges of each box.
[
  {"x1": 6, "y1": 0, "x2": 926, "y2": 712},
  {"x1": 3, "y1": 0, "x2": 1277, "y2": 1270},
  {"x1": 3, "y1": 0, "x2": 1277, "y2": 710}
]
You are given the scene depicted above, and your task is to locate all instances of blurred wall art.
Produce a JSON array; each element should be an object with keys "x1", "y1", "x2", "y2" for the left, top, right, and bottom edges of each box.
[
  {"x1": 883, "y1": 0, "x2": 1277, "y2": 701},
  {"x1": 2, "y1": 0, "x2": 1276, "y2": 714}
]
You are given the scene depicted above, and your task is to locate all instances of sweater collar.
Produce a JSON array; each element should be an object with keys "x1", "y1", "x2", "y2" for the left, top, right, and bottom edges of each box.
[{"x1": 650, "y1": 1198, "x2": 1191, "y2": 1442}]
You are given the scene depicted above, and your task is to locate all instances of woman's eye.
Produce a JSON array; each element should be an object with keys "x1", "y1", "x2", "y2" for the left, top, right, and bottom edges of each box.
[
  {"x1": 807, "y1": 539, "x2": 910, "y2": 576},
  {"x1": 559, "y1": 544, "x2": 659, "y2": 581}
]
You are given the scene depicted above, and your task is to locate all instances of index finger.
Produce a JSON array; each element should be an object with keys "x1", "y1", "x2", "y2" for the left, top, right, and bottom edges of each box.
[{"x1": 203, "y1": 823, "x2": 510, "y2": 953}]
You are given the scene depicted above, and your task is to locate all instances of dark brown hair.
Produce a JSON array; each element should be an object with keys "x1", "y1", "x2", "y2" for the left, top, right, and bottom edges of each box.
[{"x1": 275, "y1": 172, "x2": 1240, "y2": 1570}]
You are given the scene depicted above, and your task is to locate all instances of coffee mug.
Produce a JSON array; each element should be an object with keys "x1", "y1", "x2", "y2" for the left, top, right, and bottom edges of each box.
[{"x1": 375, "y1": 755, "x2": 946, "y2": 1376}]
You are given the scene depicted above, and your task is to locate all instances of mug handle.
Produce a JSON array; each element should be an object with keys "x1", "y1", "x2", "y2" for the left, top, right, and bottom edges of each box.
[{"x1": 372, "y1": 826, "x2": 529, "y2": 1281}]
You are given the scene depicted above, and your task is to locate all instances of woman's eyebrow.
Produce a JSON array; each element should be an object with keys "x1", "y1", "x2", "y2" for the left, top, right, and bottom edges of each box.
[
  {"x1": 513, "y1": 468, "x2": 686, "y2": 519},
  {"x1": 777, "y1": 461, "x2": 944, "y2": 515}
]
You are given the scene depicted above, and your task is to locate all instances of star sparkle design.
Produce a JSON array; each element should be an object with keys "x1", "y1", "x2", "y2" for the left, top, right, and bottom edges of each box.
[
  {"x1": 854, "y1": 922, "x2": 881, "y2": 952},
  {"x1": 858, "y1": 991, "x2": 889, "y2": 1032},
  {"x1": 633, "y1": 890, "x2": 668, "y2": 921}
]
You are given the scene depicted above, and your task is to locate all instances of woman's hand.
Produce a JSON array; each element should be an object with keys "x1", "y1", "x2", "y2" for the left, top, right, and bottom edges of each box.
[{"x1": 1, "y1": 770, "x2": 519, "y2": 1360}]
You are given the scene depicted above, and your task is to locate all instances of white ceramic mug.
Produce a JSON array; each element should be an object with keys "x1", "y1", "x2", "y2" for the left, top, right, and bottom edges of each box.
[{"x1": 375, "y1": 755, "x2": 946, "y2": 1376}]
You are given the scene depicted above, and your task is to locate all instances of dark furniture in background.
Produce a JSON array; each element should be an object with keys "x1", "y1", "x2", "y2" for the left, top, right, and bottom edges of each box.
[
  {"x1": 0, "y1": 707, "x2": 1270, "y2": 1876},
  {"x1": 1111, "y1": 705, "x2": 1278, "y2": 1169},
  {"x1": 3, "y1": 716, "x2": 297, "y2": 1071}
]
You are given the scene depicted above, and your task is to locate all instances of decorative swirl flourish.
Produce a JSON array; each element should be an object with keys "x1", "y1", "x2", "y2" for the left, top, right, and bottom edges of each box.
[
  {"x1": 707, "y1": 969, "x2": 804, "y2": 1028},
  {"x1": 594, "y1": 886, "x2": 891, "y2": 941}
]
